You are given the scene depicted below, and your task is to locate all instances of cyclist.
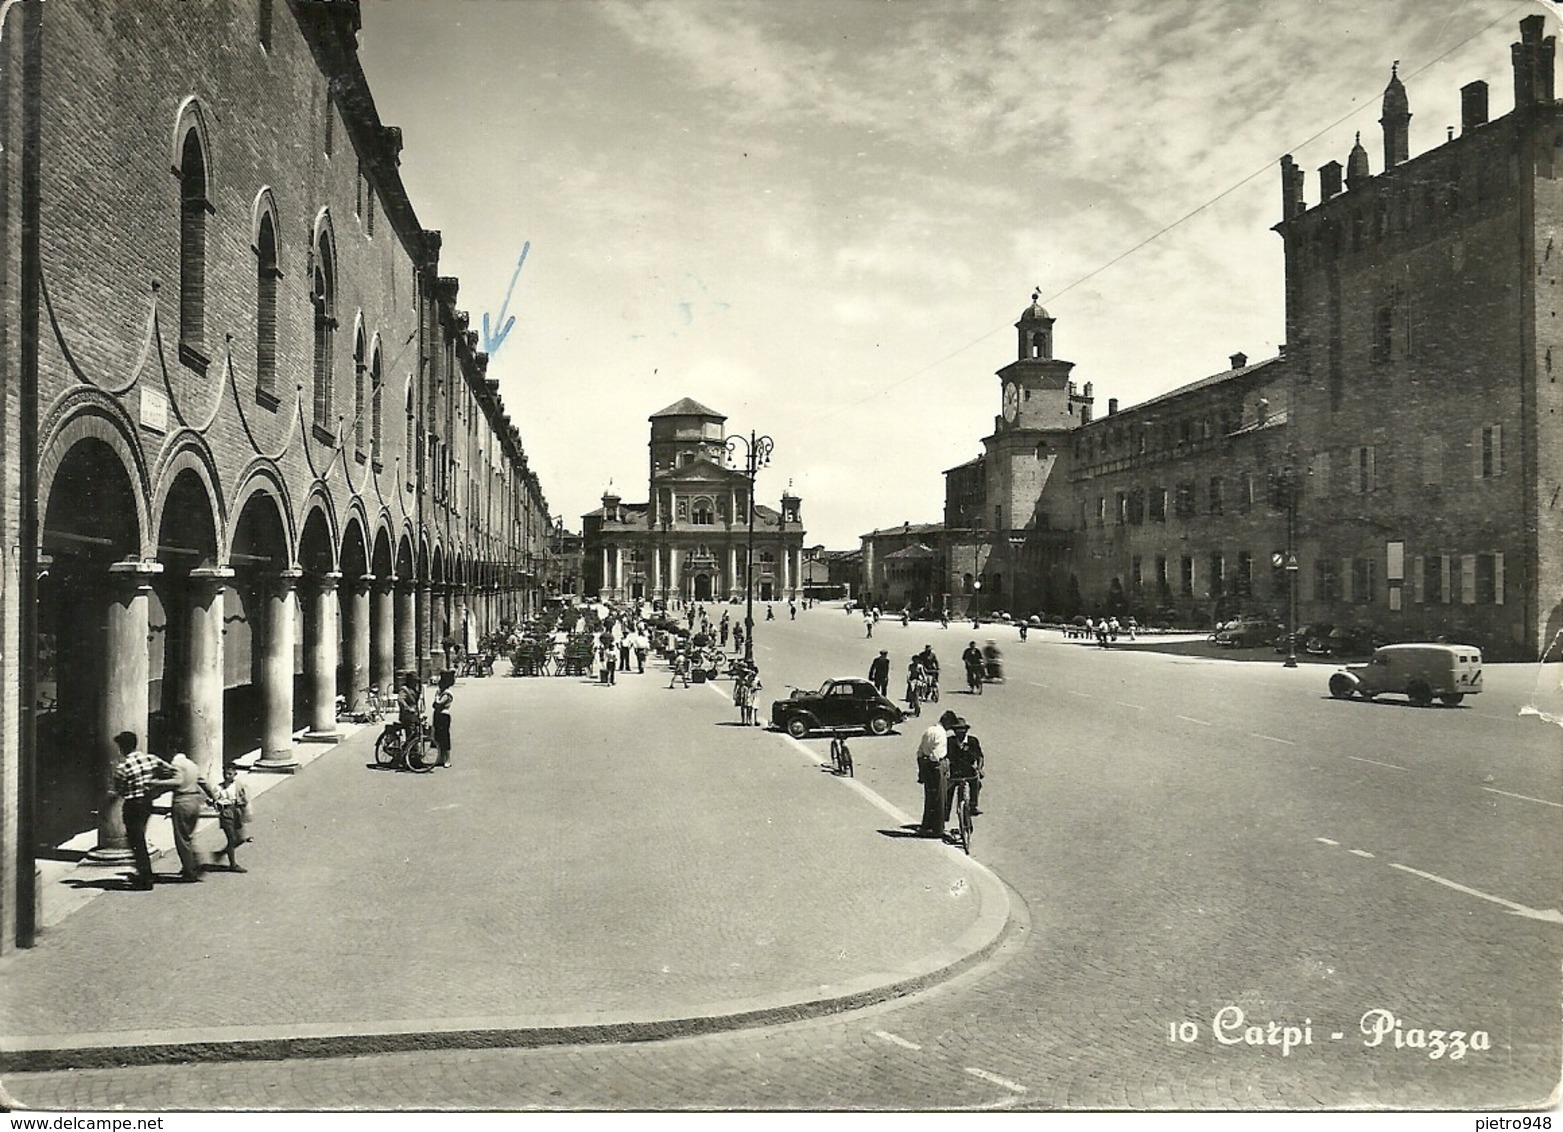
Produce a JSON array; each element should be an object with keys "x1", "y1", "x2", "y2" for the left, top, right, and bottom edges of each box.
[
  {"x1": 982, "y1": 639, "x2": 1004, "y2": 682},
  {"x1": 916, "y1": 645, "x2": 940, "y2": 694},
  {"x1": 961, "y1": 641, "x2": 984, "y2": 693},
  {"x1": 945, "y1": 716, "x2": 984, "y2": 820}
]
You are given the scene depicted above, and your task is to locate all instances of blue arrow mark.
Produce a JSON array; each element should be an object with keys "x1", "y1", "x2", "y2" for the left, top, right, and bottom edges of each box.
[{"x1": 481, "y1": 241, "x2": 530, "y2": 357}]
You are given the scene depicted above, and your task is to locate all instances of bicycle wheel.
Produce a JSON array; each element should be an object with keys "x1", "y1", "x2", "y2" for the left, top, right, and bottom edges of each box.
[
  {"x1": 406, "y1": 733, "x2": 437, "y2": 773},
  {"x1": 957, "y1": 788, "x2": 973, "y2": 855},
  {"x1": 929, "y1": 682, "x2": 939, "y2": 704},
  {"x1": 841, "y1": 744, "x2": 854, "y2": 778},
  {"x1": 373, "y1": 728, "x2": 398, "y2": 766},
  {"x1": 829, "y1": 737, "x2": 843, "y2": 773}
]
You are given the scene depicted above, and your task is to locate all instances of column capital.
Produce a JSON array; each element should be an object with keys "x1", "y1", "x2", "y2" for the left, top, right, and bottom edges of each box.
[
  {"x1": 268, "y1": 567, "x2": 304, "y2": 595},
  {"x1": 188, "y1": 565, "x2": 236, "y2": 583},
  {"x1": 106, "y1": 559, "x2": 163, "y2": 580},
  {"x1": 305, "y1": 570, "x2": 343, "y2": 594}
]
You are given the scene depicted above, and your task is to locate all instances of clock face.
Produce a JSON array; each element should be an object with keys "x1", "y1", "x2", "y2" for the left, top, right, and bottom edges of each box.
[{"x1": 1002, "y1": 382, "x2": 1019, "y2": 422}]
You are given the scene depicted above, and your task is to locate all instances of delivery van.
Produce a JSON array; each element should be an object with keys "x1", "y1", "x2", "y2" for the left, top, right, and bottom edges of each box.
[{"x1": 1328, "y1": 643, "x2": 1482, "y2": 707}]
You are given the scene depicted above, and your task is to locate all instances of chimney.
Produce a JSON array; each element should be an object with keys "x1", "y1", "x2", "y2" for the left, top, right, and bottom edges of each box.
[
  {"x1": 1319, "y1": 160, "x2": 1343, "y2": 202},
  {"x1": 1461, "y1": 81, "x2": 1489, "y2": 132},
  {"x1": 1108, "y1": 398, "x2": 1118, "y2": 416},
  {"x1": 1280, "y1": 154, "x2": 1305, "y2": 220},
  {"x1": 1513, "y1": 15, "x2": 1555, "y2": 108},
  {"x1": 1230, "y1": 352, "x2": 1248, "y2": 369}
]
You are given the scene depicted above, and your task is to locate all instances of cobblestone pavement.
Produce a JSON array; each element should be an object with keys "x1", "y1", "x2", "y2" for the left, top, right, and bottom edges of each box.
[{"x1": 5, "y1": 610, "x2": 1560, "y2": 1111}]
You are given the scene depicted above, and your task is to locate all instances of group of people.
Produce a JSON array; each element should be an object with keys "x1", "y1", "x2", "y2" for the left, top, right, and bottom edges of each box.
[
  {"x1": 110, "y1": 731, "x2": 254, "y2": 890},
  {"x1": 394, "y1": 669, "x2": 456, "y2": 767},
  {"x1": 914, "y1": 709, "x2": 985, "y2": 839}
]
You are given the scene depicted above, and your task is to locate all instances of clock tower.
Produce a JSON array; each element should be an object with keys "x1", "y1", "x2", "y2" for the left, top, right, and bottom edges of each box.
[
  {"x1": 994, "y1": 291, "x2": 1084, "y2": 432},
  {"x1": 976, "y1": 293, "x2": 1090, "y2": 533}
]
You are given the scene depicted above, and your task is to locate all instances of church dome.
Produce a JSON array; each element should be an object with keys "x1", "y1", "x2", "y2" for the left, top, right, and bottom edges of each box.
[{"x1": 1019, "y1": 289, "x2": 1051, "y2": 322}]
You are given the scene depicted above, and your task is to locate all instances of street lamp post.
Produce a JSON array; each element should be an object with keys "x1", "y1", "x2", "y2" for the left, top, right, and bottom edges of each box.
[
  {"x1": 725, "y1": 429, "x2": 774, "y2": 665},
  {"x1": 659, "y1": 512, "x2": 670, "y2": 609},
  {"x1": 1276, "y1": 461, "x2": 1302, "y2": 668}
]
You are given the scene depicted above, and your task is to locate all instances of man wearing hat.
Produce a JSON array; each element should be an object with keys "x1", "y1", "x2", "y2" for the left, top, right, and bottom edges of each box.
[
  {"x1": 945, "y1": 716, "x2": 984, "y2": 820},
  {"x1": 915, "y1": 710, "x2": 960, "y2": 837},
  {"x1": 868, "y1": 649, "x2": 891, "y2": 697}
]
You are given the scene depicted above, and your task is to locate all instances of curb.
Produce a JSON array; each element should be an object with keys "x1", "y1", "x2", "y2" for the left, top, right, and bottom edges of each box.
[{"x1": 0, "y1": 862, "x2": 1012, "y2": 1071}]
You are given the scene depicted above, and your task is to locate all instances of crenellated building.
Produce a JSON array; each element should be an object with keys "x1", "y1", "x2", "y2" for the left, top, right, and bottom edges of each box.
[
  {"x1": 582, "y1": 398, "x2": 806, "y2": 606},
  {"x1": 0, "y1": 0, "x2": 555, "y2": 950},
  {"x1": 1274, "y1": 14, "x2": 1563, "y2": 661}
]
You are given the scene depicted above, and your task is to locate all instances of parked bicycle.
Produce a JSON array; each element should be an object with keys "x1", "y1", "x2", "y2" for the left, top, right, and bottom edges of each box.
[
  {"x1": 373, "y1": 716, "x2": 437, "y2": 773},
  {"x1": 829, "y1": 735, "x2": 854, "y2": 777},
  {"x1": 336, "y1": 688, "x2": 385, "y2": 725}
]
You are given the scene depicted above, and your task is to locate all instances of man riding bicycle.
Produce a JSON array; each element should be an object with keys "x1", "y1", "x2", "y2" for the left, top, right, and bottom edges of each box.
[
  {"x1": 945, "y1": 716, "x2": 984, "y2": 819},
  {"x1": 961, "y1": 641, "x2": 984, "y2": 692},
  {"x1": 917, "y1": 645, "x2": 940, "y2": 688}
]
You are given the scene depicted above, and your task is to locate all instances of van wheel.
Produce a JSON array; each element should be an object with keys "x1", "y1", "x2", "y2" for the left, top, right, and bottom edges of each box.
[
  {"x1": 1328, "y1": 674, "x2": 1354, "y2": 699},
  {"x1": 1438, "y1": 693, "x2": 1465, "y2": 707},
  {"x1": 1407, "y1": 680, "x2": 1434, "y2": 708}
]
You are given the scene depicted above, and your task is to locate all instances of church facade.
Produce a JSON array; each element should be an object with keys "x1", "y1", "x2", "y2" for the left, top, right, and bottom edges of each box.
[{"x1": 582, "y1": 399, "x2": 806, "y2": 605}]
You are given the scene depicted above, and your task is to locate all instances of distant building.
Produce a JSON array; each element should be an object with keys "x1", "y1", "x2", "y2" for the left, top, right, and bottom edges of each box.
[
  {"x1": 1275, "y1": 16, "x2": 1563, "y2": 660},
  {"x1": 859, "y1": 522, "x2": 947, "y2": 611},
  {"x1": 931, "y1": 16, "x2": 1563, "y2": 657},
  {"x1": 582, "y1": 399, "x2": 806, "y2": 605}
]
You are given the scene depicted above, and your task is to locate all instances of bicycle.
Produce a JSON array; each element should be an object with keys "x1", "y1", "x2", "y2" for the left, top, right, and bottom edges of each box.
[
  {"x1": 372, "y1": 717, "x2": 437, "y2": 773},
  {"x1": 336, "y1": 688, "x2": 385, "y2": 725},
  {"x1": 829, "y1": 735, "x2": 854, "y2": 777},
  {"x1": 965, "y1": 660, "x2": 983, "y2": 696},
  {"x1": 949, "y1": 775, "x2": 976, "y2": 855}
]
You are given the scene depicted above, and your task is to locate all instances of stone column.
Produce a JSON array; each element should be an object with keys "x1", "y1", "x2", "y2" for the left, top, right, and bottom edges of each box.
[
  {"x1": 371, "y1": 578, "x2": 395, "y2": 696},
  {"x1": 782, "y1": 546, "x2": 791, "y2": 598},
  {"x1": 185, "y1": 566, "x2": 233, "y2": 782},
  {"x1": 255, "y1": 568, "x2": 302, "y2": 773},
  {"x1": 652, "y1": 546, "x2": 662, "y2": 596},
  {"x1": 85, "y1": 559, "x2": 162, "y2": 863},
  {"x1": 600, "y1": 547, "x2": 610, "y2": 598},
  {"x1": 394, "y1": 579, "x2": 417, "y2": 678},
  {"x1": 422, "y1": 584, "x2": 440, "y2": 672},
  {"x1": 729, "y1": 546, "x2": 739, "y2": 599},
  {"x1": 418, "y1": 582, "x2": 436, "y2": 675},
  {"x1": 615, "y1": 547, "x2": 625, "y2": 600},
  {"x1": 670, "y1": 547, "x2": 682, "y2": 598},
  {"x1": 303, "y1": 572, "x2": 342, "y2": 742},
  {"x1": 343, "y1": 574, "x2": 373, "y2": 711}
]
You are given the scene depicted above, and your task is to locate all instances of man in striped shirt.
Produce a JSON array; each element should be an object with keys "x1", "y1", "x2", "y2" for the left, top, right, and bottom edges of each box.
[{"x1": 110, "y1": 731, "x2": 174, "y2": 890}]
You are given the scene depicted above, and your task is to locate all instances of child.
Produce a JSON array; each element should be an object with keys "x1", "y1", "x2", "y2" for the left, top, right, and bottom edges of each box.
[{"x1": 212, "y1": 765, "x2": 252, "y2": 872}]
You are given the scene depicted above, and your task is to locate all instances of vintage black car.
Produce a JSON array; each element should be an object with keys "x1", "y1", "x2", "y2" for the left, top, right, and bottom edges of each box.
[{"x1": 770, "y1": 678, "x2": 907, "y2": 739}]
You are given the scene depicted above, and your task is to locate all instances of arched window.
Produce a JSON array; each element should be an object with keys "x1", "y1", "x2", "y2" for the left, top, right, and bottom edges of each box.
[
  {"x1": 179, "y1": 129, "x2": 209, "y2": 359},
  {"x1": 311, "y1": 232, "x2": 336, "y2": 433},
  {"x1": 353, "y1": 321, "x2": 367, "y2": 455},
  {"x1": 255, "y1": 210, "x2": 278, "y2": 396},
  {"x1": 692, "y1": 497, "x2": 715, "y2": 525},
  {"x1": 370, "y1": 341, "x2": 384, "y2": 464}
]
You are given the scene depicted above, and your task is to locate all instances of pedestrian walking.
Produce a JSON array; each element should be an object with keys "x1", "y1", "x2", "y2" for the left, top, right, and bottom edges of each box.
[
  {"x1": 212, "y1": 764, "x2": 252, "y2": 872},
  {"x1": 868, "y1": 649, "x2": 891, "y2": 697},
  {"x1": 669, "y1": 650, "x2": 691, "y2": 688},
  {"x1": 110, "y1": 730, "x2": 174, "y2": 890},
  {"x1": 915, "y1": 711, "x2": 958, "y2": 837},
  {"x1": 733, "y1": 625, "x2": 745, "y2": 655},
  {"x1": 906, "y1": 655, "x2": 924, "y2": 717},
  {"x1": 789, "y1": 601, "x2": 796, "y2": 620},
  {"x1": 166, "y1": 749, "x2": 216, "y2": 881},
  {"x1": 865, "y1": 610, "x2": 874, "y2": 638},
  {"x1": 433, "y1": 669, "x2": 455, "y2": 767}
]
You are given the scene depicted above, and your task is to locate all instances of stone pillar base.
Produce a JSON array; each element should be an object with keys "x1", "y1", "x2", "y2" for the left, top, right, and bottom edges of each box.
[
  {"x1": 301, "y1": 729, "x2": 342, "y2": 744},
  {"x1": 81, "y1": 846, "x2": 137, "y2": 866},
  {"x1": 252, "y1": 754, "x2": 300, "y2": 774}
]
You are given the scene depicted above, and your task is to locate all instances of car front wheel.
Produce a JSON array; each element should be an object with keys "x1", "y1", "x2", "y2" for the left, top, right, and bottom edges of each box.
[
  {"x1": 867, "y1": 715, "x2": 892, "y2": 736},
  {"x1": 785, "y1": 716, "x2": 811, "y2": 739}
]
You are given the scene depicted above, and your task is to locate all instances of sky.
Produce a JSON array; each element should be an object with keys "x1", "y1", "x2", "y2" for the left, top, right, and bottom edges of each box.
[{"x1": 356, "y1": 0, "x2": 1549, "y2": 548}]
